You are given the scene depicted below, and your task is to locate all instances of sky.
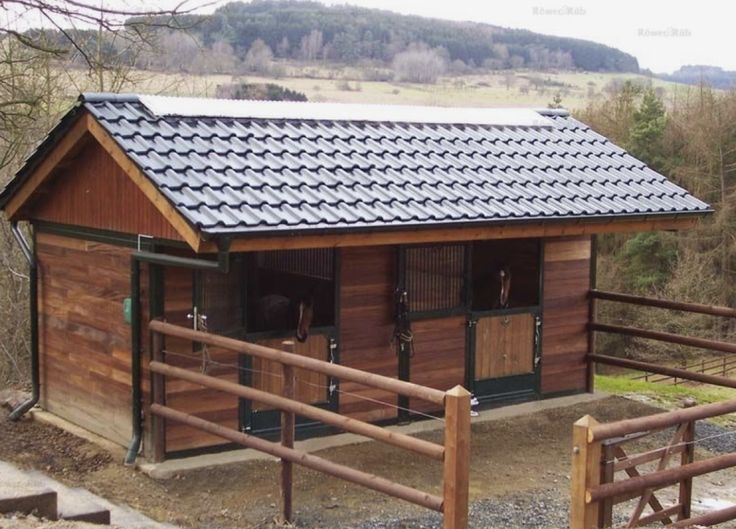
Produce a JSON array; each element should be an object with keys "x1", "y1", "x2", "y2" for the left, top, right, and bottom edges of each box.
[{"x1": 4, "y1": 0, "x2": 734, "y2": 73}]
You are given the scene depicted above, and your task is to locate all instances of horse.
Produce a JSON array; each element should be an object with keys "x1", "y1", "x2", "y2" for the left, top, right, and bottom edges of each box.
[
  {"x1": 254, "y1": 293, "x2": 314, "y2": 342},
  {"x1": 496, "y1": 265, "x2": 512, "y2": 309}
]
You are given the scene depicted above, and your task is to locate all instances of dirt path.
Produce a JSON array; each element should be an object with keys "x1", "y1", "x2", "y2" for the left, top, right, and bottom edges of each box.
[{"x1": 1, "y1": 396, "x2": 734, "y2": 528}]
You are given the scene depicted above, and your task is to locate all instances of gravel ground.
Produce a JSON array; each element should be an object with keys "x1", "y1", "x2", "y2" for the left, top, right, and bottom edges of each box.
[
  {"x1": 696, "y1": 421, "x2": 736, "y2": 453},
  {"x1": 322, "y1": 421, "x2": 736, "y2": 529},
  {"x1": 331, "y1": 489, "x2": 569, "y2": 529}
]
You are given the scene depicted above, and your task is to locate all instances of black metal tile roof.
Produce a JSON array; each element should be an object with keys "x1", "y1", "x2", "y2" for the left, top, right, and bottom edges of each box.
[{"x1": 1, "y1": 93, "x2": 712, "y2": 236}]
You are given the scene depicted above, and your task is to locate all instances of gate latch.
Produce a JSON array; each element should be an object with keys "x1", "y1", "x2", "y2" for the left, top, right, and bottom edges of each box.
[{"x1": 467, "y1": 319, "x2": 477, "y2": 328}]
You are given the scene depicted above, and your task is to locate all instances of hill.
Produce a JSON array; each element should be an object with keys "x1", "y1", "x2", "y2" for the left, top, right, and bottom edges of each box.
[
  {"x1": 657, "y1": 65, "x2": 736, "y2": 89},
  {"x1": 147, "y1": 0, "x2": 639, "y2": 73}
]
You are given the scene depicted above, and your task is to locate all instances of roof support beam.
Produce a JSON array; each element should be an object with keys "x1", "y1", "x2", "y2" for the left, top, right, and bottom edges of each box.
[{"x1": 197, "y1": 216, "x2": 701, "y2": 253}]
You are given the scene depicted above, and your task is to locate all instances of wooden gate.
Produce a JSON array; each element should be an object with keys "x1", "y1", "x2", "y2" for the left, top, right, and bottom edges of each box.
[
  {"x1": 471, "y1": 311, "x2": 540, "y2": 400},
  {"x1": 571, "y1": 399, "x2": 736, "y2": 528}
]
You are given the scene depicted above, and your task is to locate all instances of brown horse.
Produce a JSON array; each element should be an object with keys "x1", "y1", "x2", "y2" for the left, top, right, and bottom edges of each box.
[
  {"x1": 497, "y1": 265, "x2": 512, "y2": 308},
  {"x1": 255, "y1": 294, "x2": 314, "y2": 342}
]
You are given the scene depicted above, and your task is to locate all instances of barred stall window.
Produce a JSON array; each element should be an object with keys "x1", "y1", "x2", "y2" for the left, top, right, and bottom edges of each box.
[
  {"x1": 257, "y1": 248, "x2": 334, "y2": 280},
  {"x1": 405, "y1": 245, "x2": 465, "y2": 313},
  {"x1": 248, "y1": 248, "x2": 336, "y2": 332}
]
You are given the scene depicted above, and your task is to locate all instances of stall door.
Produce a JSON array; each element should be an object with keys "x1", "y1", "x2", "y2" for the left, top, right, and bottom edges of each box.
[
  {"x1": 244, "y1": 332, "x2": 336, "y2": 434},
  {"x1": 471, "y1": 311, "x2": 540, "y2": 401}
]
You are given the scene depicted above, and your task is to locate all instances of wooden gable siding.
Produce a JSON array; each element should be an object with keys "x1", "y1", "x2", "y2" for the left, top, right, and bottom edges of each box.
[
  {"x1": 540, "y1": 236, "x2": 592, "y2": 395},
  {"x1": 162, "y1": 267, "x2": 239, "y2": 454},
  {"x1": 338, "y1": 246, "x2": 399, "y2": 422},
  {"x1": 30, "y1": 140, "x2": 183, "y2": 241},
  {"x1": 37, "y1": 231, "x2": 143, "y2": 446}
]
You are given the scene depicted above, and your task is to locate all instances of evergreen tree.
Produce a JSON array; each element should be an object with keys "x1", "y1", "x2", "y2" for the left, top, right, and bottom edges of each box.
[{"x1": 628, "y1": 88, "x2": 667, "y2": 171}]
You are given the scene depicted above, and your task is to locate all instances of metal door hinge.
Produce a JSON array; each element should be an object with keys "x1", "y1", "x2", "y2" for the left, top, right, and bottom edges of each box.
[{"x1": 467, "y1": 319, "x2": 477, "y2": 328}]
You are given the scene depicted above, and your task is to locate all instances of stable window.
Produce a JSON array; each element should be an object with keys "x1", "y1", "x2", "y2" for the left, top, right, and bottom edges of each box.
[
  {"x1": 246, "y1": 248, "x2": 336, "y2": 333},
  {"x1": 471, "y1": 239, "x2": 540, "y2": 311},
  {"x1": 404, "y1": 244, "x2": 466, "y2": 313}
]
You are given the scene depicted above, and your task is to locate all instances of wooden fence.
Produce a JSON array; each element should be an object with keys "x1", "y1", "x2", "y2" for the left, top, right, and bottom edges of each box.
[
  {"x1": 148, "y1": 320, "x2": 471, "y2": 529},
  {"x1": 589, "y1": 290, "x2": 736, "y2": 389},
  {"x1": 632, "y1": 355, "x2": 736, "y2": 385},
  {"x1": 571, "y1": 399, "x2": 736, "y2": 529}
]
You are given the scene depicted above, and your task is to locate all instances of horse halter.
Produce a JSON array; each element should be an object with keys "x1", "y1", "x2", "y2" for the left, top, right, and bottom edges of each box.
[{"x1": 393, "y1": 289, "x2": 415, "y2": 357}]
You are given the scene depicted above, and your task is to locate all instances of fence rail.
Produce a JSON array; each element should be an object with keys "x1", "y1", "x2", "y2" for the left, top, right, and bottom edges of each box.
[
  {"x1": 570, "y1": 399, "x2": 736, "y2": 528},
  {"x1": 589, "y1": 290, "x2": 736, "y2": 389},
  {"x1": 148, "y1": 320, "x2": 470, "y2": 529},
  {"x1": 632, "y1": 355, "x2": 736, "y2": 384}
]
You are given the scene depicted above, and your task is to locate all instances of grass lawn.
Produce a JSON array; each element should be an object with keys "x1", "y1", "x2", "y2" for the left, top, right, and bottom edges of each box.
[
  {"x1": 596, "y1": 374, "x2": 736, "y2": 426},
  {"x1": 62, "y1": 65, "x2": 701, "y2": 110}
]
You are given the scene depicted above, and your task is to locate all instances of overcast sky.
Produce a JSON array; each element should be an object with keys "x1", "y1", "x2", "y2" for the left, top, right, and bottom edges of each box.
[
  {"x1": 5, "y1": 0, "x2": 734, "y2": 73},
  {"x1": 318, "y1": 0, "x2": 734, "y2": 73}
]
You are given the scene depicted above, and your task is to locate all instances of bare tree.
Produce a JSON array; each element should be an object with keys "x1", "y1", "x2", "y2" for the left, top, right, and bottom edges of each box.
[
  {"x1": 392, "y1": 42, "x2": 447, "y2": 84},
  {"x1": 299, "y1": 29, "x2": 323, "y2": 61},
  {"x1": 0, "y1": 0, "x2": 210, "y2": 389},
  {"x1": 244, "y1": 38, "x2": 274, "y2": 74}
]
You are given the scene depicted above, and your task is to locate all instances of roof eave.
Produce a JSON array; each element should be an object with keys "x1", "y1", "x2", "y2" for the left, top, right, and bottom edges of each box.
[{"x1": 199, "y1": 209, "x2": 711, "y2": 240}]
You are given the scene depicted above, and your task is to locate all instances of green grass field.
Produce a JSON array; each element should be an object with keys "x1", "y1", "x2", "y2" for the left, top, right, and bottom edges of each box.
[{"x1": 596, "y1": 374, "x2": 736, "y2": 425}]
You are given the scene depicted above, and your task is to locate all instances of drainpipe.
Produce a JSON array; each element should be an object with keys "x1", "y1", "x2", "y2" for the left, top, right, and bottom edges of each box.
[
  {"x1": 124, "y1": 238, "x2": 231, "y2": 465},
  {"x1": 8, "y1": 222, "x2": 39, "y2": 421}
]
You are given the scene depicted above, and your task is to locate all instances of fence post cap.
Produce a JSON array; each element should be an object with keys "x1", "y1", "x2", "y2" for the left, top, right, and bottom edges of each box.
[
  {"x1": 446, "y1": 385, "x2": 471, "y2": 398},
  {"x1": 574, "y1": 415, "x2": 599, "y2": 428}
]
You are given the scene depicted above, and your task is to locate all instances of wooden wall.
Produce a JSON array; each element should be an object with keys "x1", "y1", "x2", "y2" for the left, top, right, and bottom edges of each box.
[
  {"x1": 29, "y1": 141, "x2": 183, "y2": 241},
  {"x1": 540, "y1": 236, "x2": 592, "y2": 395},
  {"x1": 338, "y1": 246, "x2": 398, "y2": 422},
  {"x1": 409, "y1": 315, "x2": 466, "y2": 412},
  {"x1": 37, "y1": 231, "x2": 137, "y2": 446}
]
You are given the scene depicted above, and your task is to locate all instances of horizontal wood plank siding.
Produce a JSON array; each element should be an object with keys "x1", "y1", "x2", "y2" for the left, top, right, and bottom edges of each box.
[
  {"x1": 30, "y1": 141, "x2": 183, "y2": 241},
  {"x1": 338, "y1": 246, "x2": 398, "y2": 423},
  {"x1": 541, "y1": 236, "x2": 592, "y2": 395},
  {"x1": 409, "y1": 315, "x2": 466, "y2": 412},
  {"x1": 37, "y1": 231, "x2": 136, "y2": 446}
]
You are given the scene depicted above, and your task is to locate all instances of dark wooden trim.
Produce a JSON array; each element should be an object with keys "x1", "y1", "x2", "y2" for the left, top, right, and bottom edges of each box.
[
  {"x1": 587, "y1": 235, "x2": 598, "y2": 393},
  {"x1": 34, "y1": 221, "x2": 189, "y2": 250}
]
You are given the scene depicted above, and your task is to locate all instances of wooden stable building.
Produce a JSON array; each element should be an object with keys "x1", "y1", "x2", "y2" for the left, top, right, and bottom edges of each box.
[{"x1": 0, "y1": 94, "x2": 710, "y2": 462}]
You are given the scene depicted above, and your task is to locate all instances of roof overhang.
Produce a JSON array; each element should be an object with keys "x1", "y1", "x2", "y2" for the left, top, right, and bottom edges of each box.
[{"x1": 196, "y1": 213, "x2": 705, "y2": 253}]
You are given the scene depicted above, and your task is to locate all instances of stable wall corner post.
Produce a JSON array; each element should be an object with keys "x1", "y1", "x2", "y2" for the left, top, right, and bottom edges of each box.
[
  {"x1": 442, "y1": 385, "x2": 470, "y2": 529},
  {"x1": 570, "y1": 415, "x2": 602, "y2": 529}
]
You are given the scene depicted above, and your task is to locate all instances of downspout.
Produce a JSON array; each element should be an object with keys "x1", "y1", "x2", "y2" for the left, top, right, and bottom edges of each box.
[
  {"x1": 8, "y1": 222, "x2": 39, "y2": 421},
  {"x1": 124, "y1": 237, "x2": 231, "y2": 465}
]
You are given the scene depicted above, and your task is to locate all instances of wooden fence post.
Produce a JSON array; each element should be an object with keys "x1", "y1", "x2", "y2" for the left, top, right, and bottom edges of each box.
[
  {"x1": 281, "y1": 341, "x2": 296, "y2": 524},
  {"x1": 443, "y1": 385, "x2": 470, "y2": 529},
  {"x1": 151, "y1": 329, "x2": 165, "y2": 463},
  {"x1": 598, "y1": 442, "x2": 614, "y2": 528},
  {"x1": 571, "y1": 415, "x2": 601, "y2": 529},
  {"x1": 679, "y1": 398, "x2": 697, "y2": 522}
]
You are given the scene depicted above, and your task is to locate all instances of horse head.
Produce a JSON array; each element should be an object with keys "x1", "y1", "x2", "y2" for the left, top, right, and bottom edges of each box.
[
  {"x1": 498, "y1": 265, "x2": 512, "y2": 308},
  {"x1": 295, "y1": 295, "x2": 314, "y2": 343}
]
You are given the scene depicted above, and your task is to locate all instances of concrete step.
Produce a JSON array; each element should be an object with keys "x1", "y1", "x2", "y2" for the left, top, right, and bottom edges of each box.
[
  {"x1": 0, "y1": 487, "x2": 58, "y2": 520},
  {"x1": 59, "y1": 505, "x2": 111, "y2": 525}
]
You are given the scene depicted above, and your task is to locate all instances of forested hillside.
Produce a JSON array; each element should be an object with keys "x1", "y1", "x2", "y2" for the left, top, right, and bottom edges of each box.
[{"x1": 138, "y1": 0, "x2": 639, "y2": 73}]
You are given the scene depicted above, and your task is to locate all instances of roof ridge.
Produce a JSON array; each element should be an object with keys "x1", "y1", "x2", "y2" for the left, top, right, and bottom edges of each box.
[{"x1": 81, "y1": 92, "x2": 141, "y2": 104}]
